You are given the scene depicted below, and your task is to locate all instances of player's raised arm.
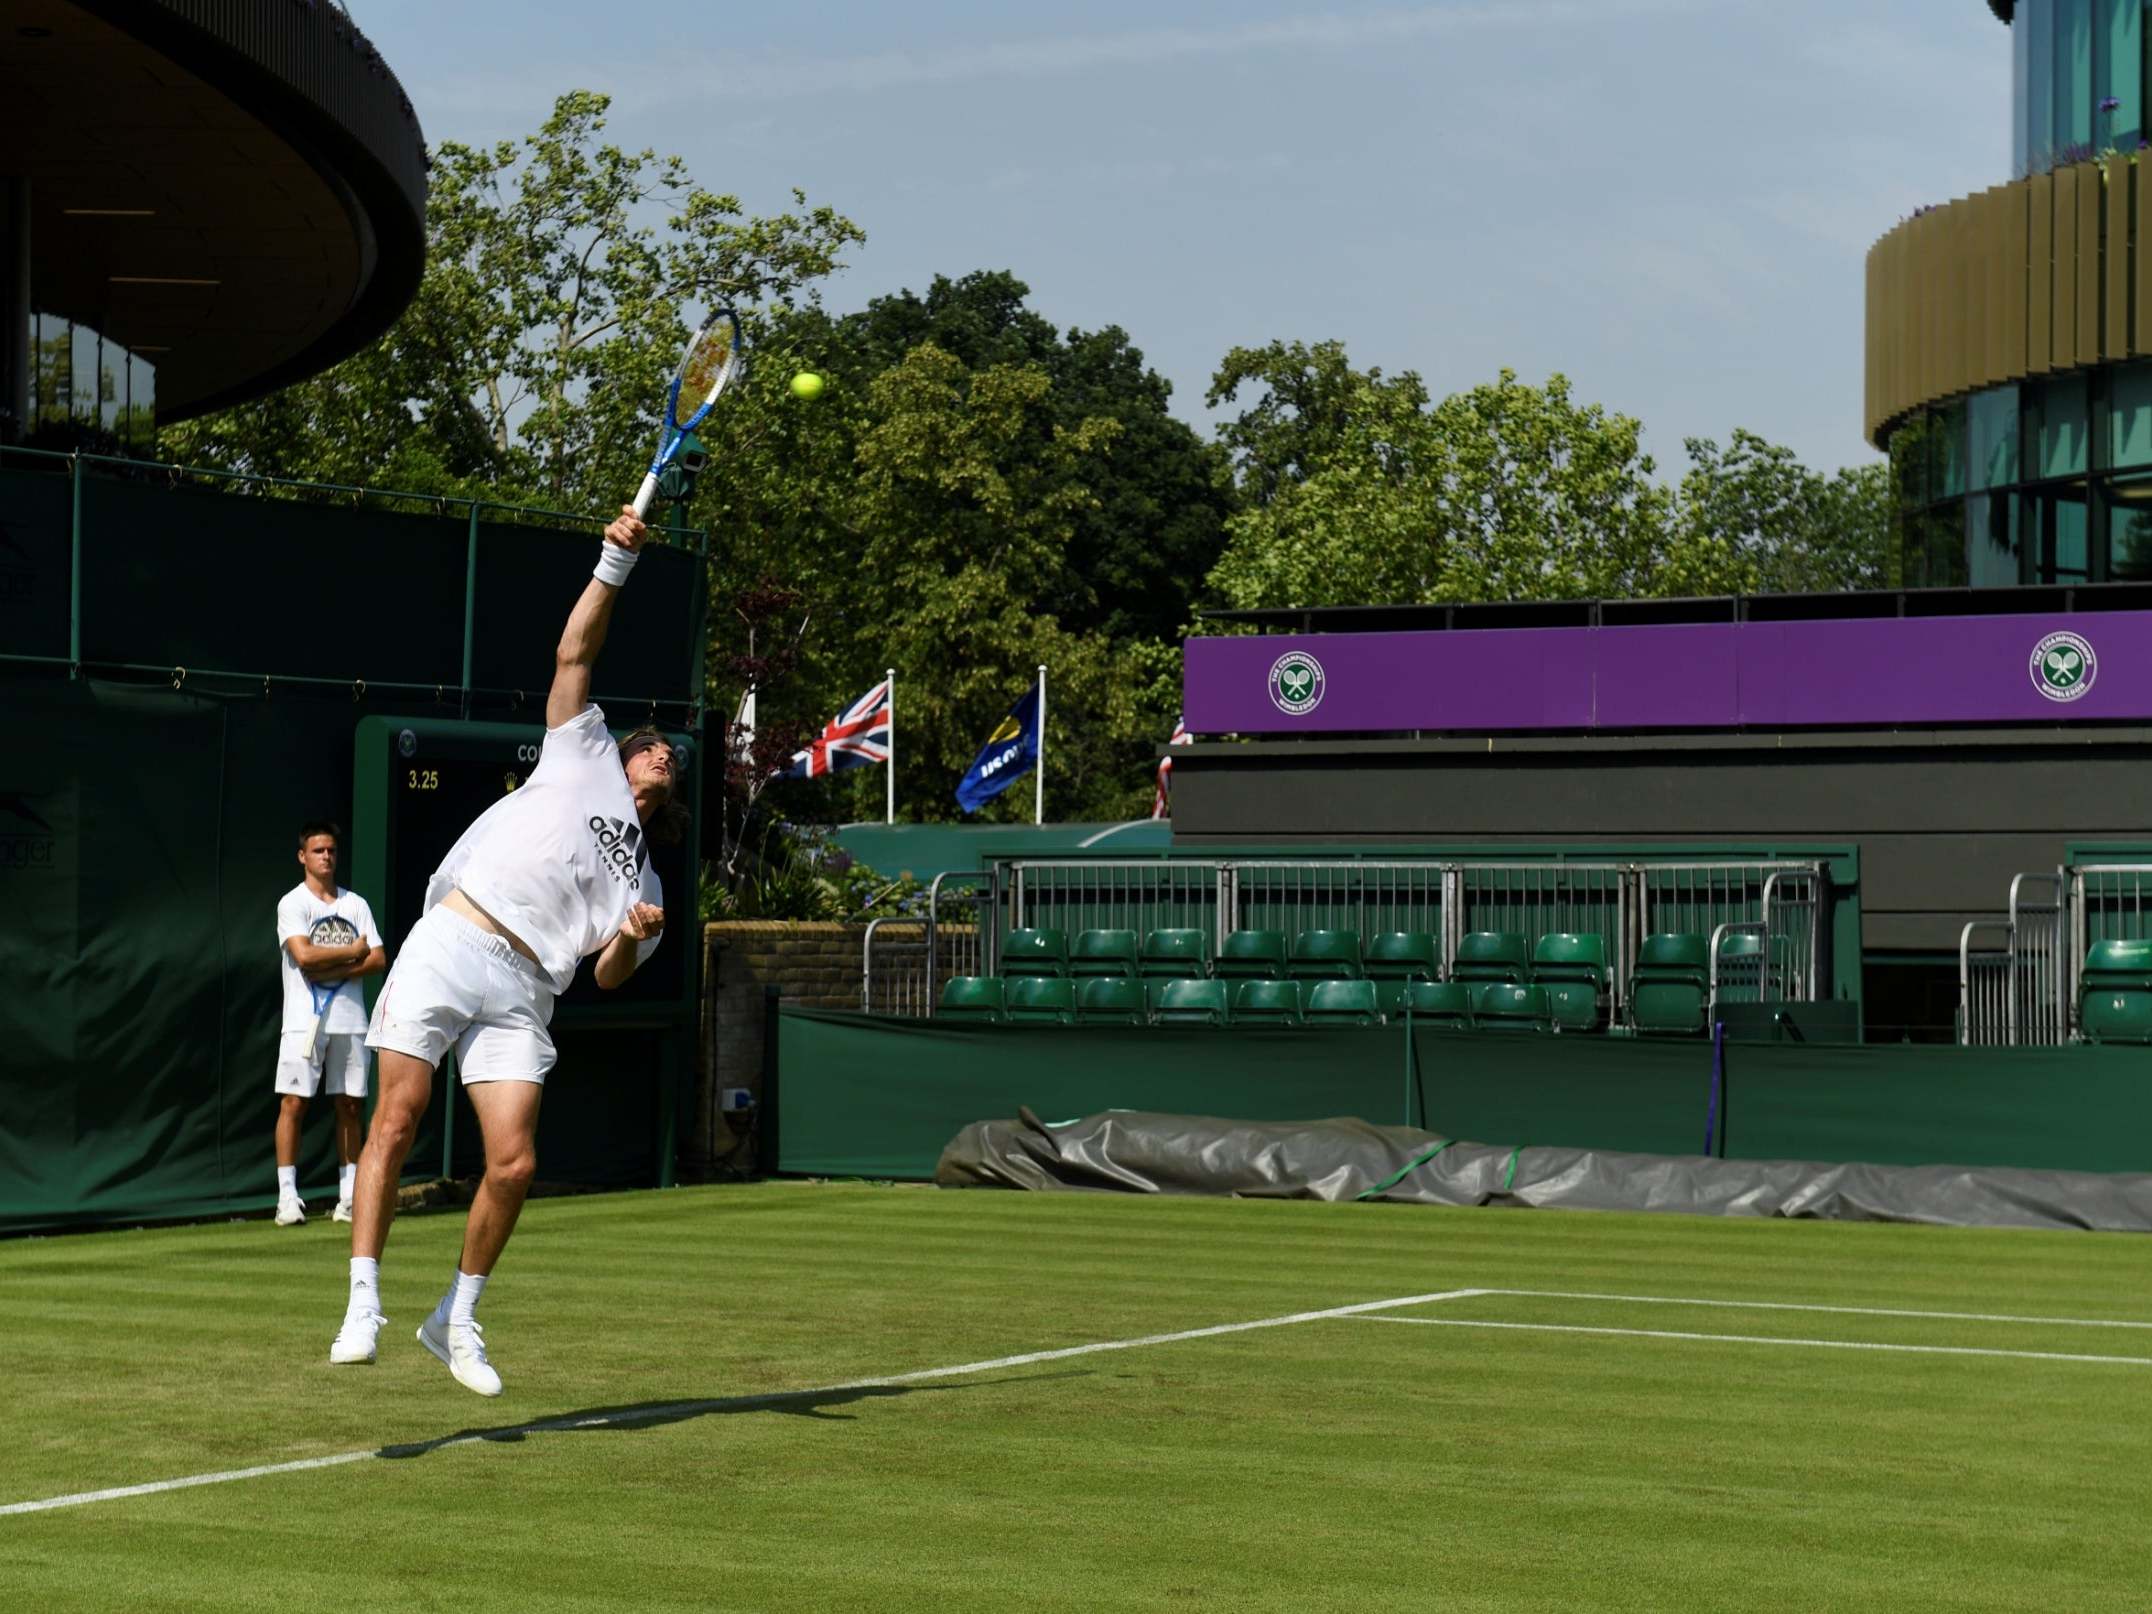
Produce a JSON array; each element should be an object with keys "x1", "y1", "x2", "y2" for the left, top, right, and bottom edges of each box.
[{"x1": 547, "y1": 506, "x2": 647, "y2": 729}]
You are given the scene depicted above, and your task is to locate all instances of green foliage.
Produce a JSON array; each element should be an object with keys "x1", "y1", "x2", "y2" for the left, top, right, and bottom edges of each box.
[
  {"x1": 1207, "y1": 342, "x2": 1889, "y2": 611},
  {"x1": 700, "y1": 824, "x2": 920, "y2": 923},
  {"x1": 160, "y1": 91, "x2": 863, "y2": 511}
]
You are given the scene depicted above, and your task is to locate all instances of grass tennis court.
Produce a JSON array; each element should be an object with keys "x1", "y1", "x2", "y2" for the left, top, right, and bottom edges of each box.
[{"x1": 4, "y1": 1185, "x2": 2147, "y2": 1611}]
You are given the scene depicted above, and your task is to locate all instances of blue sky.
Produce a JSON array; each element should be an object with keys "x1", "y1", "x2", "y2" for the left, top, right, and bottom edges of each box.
[{"x1": 350, "y1": 0, "x2": 2005, "y2": 476}]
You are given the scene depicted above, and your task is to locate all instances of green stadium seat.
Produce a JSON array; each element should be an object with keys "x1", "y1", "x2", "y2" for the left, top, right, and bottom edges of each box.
[
  {"x1": 1305, "y1": 979, "x2": 1380, "y2": 1026},
  {"x1": 1532, "y1": 932, "x2": 1608, "y2": 1032},
  {"x1": 1070, "y1": 928, "x2": 1139, "y2": 979},
  {"x1": 1471, "y1": 982, "x2": 1552, "y2": 1032},
  {"x1": 1154, "y1": 978, "x2": 1231, "y2": 1026},
  {"x1": 2080, "y1": 940, "x2": 2152, "y2": 1042},
  {"x1": 2082, "y1": 989, "x2": 2152, "y2": 1043},
  {"x1": 1139, "y1": 928, "x2": 1212, "y2": 980},
  {"x1": 1630, "y1": 932, "x2": 1709, "y2": 1036},
  {"x1": 1232, "y1": 979, "x2": 1304, "y2": 1026},
  {"x1": 1000, "y1": 928, "x2": 1069, "y2": 979},
  {"x1": 1385, "y1": 979, "x2": 1473, "y2": 1027},
  {"x1": 2082, "y1": 938, "x2": 2152, "y2": 989},
  {"x1": 1453, "y1": 931, "x2": 1529, "y2": 985},
  {"x1": 938, "y1": 976, "x2": 1006, "y2": 1023},
  {"x1": 1216, "y1": 929, "x2": 1287, "y2": 980},
  {"x1": 1075, "y1": 976, "x2": 1148, "y2": 1026},
  {"x1": 1289, "y1": 929, "x2": 1365, "y2": 980},
  {"x1": 1004, "y1": 976, "x2": 1076, "y2": 1025},
  {"x1": 1365, "y1": 931, "x2": 1439, "y2": 981}
]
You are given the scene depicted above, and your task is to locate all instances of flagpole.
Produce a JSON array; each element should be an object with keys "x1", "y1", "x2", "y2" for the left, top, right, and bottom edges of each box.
[
  {"x1": 1035, "y1": 664, "x2": 1046, "y2": 826},
  {"x1": 885, "y1": 667, "x2": 896, "y2": 826}
]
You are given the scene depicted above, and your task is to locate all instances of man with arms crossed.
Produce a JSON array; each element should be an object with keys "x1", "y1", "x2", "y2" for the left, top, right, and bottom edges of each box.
[
  {"x1": 275, "y1": 823, "x2": 386, "y2": 1225},
  {"x1": 330, "y1": 506, "x2": 681, "y2": 1394}
]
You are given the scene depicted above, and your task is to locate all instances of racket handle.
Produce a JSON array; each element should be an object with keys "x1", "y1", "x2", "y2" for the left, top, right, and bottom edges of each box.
[{"x1": 630, "y1": 472, "x2": 660, "y2": 521}]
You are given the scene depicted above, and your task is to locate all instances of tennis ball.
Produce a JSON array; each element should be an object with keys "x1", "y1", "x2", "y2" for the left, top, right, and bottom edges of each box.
[{"x1": 790, "y1": 371, "x2": 825, "y2": 401}]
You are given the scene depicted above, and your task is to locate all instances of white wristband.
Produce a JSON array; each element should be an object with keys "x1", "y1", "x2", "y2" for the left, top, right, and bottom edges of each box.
[{"x1": 594, "y1": 541, "x2": 639, "y2": 587}]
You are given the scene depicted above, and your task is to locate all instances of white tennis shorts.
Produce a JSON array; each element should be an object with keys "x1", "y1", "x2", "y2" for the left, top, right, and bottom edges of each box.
[
  {"x1": 366, "y1": 904, "x2": 559, "y2": 1085},
  {"x1": 274, "y1": 1031, "x2": 369, "y2": 1098}
]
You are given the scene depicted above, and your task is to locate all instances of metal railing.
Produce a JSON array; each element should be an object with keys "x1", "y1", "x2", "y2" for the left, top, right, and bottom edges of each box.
[
  {"x1": 1226, "y1": 861, "x2": 1446, "y2": 952},
  {"x1": 1957, "y1": 870, "x2": 2071, "y2": 1046},
  {"x1": 865, "y1": 855, "x2": 1834, "y2": 1022},
  {"x1": 861, "y1": 919, "x2": 931, "y2": 1017}
]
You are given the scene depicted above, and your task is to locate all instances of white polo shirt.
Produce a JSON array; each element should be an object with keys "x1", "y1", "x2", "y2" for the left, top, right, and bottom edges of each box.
[
  {"x1": 276, "y1": 884, "x2": 383, "y2": 1034},
  {"x1": 424, "y1": 704, "x2": 664, "y2": 994}
]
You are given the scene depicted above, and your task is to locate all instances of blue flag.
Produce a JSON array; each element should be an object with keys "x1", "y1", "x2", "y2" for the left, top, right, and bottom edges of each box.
[{"x1": 956, "y1": 681, "x2": 1041, "y2": 813}]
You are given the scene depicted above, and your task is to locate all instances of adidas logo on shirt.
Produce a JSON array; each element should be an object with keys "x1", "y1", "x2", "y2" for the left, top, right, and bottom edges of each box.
[{"x1": 588, "y1": 815, "x2": 648, "y2": 889}]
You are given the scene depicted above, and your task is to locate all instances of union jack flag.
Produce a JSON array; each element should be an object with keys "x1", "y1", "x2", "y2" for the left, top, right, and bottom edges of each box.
[
  {"x1": 1150, "y1": 713, "x2": 1192, "y2": 819},
  {"x1": 775, "y1": 680, "x2": 891, "y2": 779}
]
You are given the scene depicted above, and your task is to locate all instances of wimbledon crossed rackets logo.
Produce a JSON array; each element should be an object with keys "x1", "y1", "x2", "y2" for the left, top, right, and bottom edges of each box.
[
  {"x1": 1267, "y1": 651, "x2": 1326, "y2": 716},
  {"x1": 2029, "y1": 631, "x2": 2097, "y2": 703}
]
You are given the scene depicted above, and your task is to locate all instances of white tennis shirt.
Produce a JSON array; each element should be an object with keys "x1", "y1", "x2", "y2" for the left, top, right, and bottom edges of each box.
[
  {"x1": 276, "y1": 885, "x2": 383, "y2": 1034},
  {"x1": 425, "y1": 704, "x2": 664, "y2": 994}
]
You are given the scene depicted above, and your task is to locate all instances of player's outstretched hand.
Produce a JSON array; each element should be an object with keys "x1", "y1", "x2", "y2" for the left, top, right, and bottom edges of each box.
[
  {"x1": 621, "y1": 902, "x2": 665, "y2": 941},
  {"x1": 603, "y1": 506, "x2": 648, "y2": 552}
]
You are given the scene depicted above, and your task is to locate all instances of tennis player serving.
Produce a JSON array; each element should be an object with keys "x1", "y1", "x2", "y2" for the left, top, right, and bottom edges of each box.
[{"x1": 329, "y1": 506, "x2": 683, "y2": 1394}]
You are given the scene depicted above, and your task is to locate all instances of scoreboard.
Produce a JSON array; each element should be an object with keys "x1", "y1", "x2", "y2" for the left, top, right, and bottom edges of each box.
[{"x1": 350, "y1": 715, "x2": 703, "y2": 1185}]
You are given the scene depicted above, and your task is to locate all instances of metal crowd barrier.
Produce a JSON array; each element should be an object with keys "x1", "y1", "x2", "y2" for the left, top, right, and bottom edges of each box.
[
  {"x1": 1956, "y1": 869, "x2": 2076, "y2": 1046},
  {"x1": 863, "y1": 856, "x2": 1833, "y2": 1022}
]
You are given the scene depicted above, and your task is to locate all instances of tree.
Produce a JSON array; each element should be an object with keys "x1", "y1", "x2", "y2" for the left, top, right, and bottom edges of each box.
[
  {"x1": 824, "y1": 271, "x2": 1234, "y2": 642},
  {"x1": 1208, "y1": 347, "x2": 1672, "y2": 609},
  {"x1": 1206, "y1": 342, "x2": 1891, "y2": 610},
  {"x1": 1667, "y1": 430, "x2": 1891, "y2": 596},
  {"x1": 160, "y1": 91, "x2": 864, "y2": 513}
]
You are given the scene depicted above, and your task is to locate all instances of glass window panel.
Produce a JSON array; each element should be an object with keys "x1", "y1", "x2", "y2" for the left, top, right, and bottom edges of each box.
[
  {"x1": 1920, "y1": 502, "x2": 1969, "y2": 589},
  {"x1": 2109, "y1": 479, "x2": 2152, "y2": 576},
  {"x1": 2032, "y1": 486, "x2": 2094, "y2": 580},
  {"x1": 2106, "y1": 0, "x2": 2143, "y2": 145},
  {"x1": 2030, "y1": 3, "x2": 2054, "y2": 167},
  {"x1": 1933, "y1": 400, "x2": 1967, "y2": 497},
  {"x1": 1969, "y1": 386, "x2": 2021, "y2": 489},
  {"x1": 2029, "y1": 376, "x2": 2092, "y2": 477},
  {"x1": 2109, "y1": 363, "x2": 2152, "y2": 466},
  {"x1": 1890, "y1": 415, "x2": 1932, "y2": 510},
  {"x1": 2016, "y1": 6, "x2": 2033, "y2": 171},
  {"x1": 1969, "y1": 494, "x2": 2023, "y2": 585},
  {"x1": 2061, "y1": 0, "x2": 2095, "y2": 153}
]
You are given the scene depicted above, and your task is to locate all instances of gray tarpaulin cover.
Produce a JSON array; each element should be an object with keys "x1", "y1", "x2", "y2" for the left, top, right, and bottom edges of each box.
[{"x1": 934, "y1": 1110, "x2": 2152, "y2": 1233}]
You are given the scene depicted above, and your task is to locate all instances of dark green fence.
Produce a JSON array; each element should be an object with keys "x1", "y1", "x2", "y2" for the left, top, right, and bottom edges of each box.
[
  {"x1": 774, "y1": 1009, "x2": 2152, "y2": 1182},
  {"x1": 0, "y1": 453, "x2": 709, "y2": 1233}
]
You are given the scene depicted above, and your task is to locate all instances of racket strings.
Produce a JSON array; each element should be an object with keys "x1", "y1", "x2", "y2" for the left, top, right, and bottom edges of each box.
[{"x1": 672, "y1": 317, "x2": 741, "y2": 425}]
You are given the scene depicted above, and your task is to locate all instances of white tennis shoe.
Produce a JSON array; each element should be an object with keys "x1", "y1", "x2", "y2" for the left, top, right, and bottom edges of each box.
[
  {"x1": 329, "y1": 1307, "x2": 386, "y2": 1365},
  {"x1": 418, "y1": 1315, "x2": 503, "y2": 1397},
  {"x1": 275, "y1": 1195, "x2": 306, "y2": 1227},
  {"x1": 330, "y1": 1199, "x2": 354, "y2": 1224}
]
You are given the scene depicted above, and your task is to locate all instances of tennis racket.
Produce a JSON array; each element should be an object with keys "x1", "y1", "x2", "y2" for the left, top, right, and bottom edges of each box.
[
  {"x1": 302, "y1": 914, "x2": 362, "y2": 1062},
  {"x1": 630, "y1": 307, "x2": 744, "y2": 519}
]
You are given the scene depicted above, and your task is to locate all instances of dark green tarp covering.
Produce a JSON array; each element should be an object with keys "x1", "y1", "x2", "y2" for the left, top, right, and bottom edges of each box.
[
  {"x1": 775, "y1": 1009, "x2": 2152, "y2": 1182},
  {"x1": 0, "y1": 681, "x2": 664, "y2": 1233}
]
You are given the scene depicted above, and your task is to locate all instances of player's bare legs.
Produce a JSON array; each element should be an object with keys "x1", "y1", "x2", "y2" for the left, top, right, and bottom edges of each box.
[
  {"x1": 410, "y1": 1079, "x2": 540, "y2": 1397},
  {"x1": 350, "y1": 1052, "x2": 433, "y2": 1259},
  {"x1": 273, "y1": 1094, "x2": 306, "y2": 1171},
  {"x1": 330, "y1": 1051, "x2": 430, "y2": 1365},
  {"x1": 459, "y1": 1081, "x2": 543, "y2": 1275},
  {"x1": 333, "y1": 1095, "x2": 364, "y2": 1172}
]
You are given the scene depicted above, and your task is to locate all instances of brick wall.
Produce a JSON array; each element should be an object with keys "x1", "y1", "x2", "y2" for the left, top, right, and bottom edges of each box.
[{"x1": 689, "y1": 920, "x2": 971, "y2": 1178}]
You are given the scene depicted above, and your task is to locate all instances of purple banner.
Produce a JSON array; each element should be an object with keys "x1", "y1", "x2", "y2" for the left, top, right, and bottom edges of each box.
[{"x1": 1183, "y1": 612, "x2": 2152, "y2": 733}]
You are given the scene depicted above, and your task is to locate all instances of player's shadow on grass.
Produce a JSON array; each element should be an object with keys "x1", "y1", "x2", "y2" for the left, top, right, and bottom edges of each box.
[{"x1": 378, "y1": 1371, "x2": 1087, "y2": 1461}]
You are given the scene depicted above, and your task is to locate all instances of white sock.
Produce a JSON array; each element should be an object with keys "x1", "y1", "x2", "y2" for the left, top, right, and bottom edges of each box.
[
  {"x1": 277, "y1": 1165, "x2": 298, "y2": 1199},
  {"x1": 338, "y1": 1163, "x2": 356, "y2": 1203},
  {"x1": 349, "y1": 1256, "x2": 380, "y2": 1311},
  {"x1": 448, "y1": 1270, "x2": 488, "y2": 1331}
]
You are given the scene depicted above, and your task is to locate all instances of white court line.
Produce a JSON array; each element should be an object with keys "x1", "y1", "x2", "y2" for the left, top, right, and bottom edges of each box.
[
  {"x1": 1470, "y1": 1289, "x2": 2152, "y2": 1331},
  {"x1": 0, "y1": 1288, "x2": 1487, "y2": 1518},
  {"x1": 1349, "y1": 1315, "x2": 2152, "y2": 1367}
]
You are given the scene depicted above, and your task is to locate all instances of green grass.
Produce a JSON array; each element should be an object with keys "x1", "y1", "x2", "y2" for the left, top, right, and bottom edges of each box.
[{"x1": 2, "y1": 1185, "x2": 2148, "y2": 1611}]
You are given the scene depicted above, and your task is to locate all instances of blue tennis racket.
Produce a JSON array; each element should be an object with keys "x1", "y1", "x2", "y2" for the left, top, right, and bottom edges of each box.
[
  {"x1": 630, "y1": 307, "x2": 743, "y2": 519},
  {"x1": 302, "y1": 914, "x2": 361, "y2": 1062}
]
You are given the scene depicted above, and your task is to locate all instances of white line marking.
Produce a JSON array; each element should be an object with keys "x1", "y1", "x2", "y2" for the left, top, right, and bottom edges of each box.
[
  {"x1": 1467, "y1": 1289, "x2": 2152, "y2": 1331},
  {"x1": 0, "y1": 1289, "x2": 1484, "y2": 1518},
  {"x1": 1349, "y1": 1315, "x2": 2152, "y2": 1367}
]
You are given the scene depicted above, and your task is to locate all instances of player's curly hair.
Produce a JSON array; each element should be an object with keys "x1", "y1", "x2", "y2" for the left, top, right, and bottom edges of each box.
[{"x1": 617, "y1": 727, "x2": 690, "y2": 847}]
